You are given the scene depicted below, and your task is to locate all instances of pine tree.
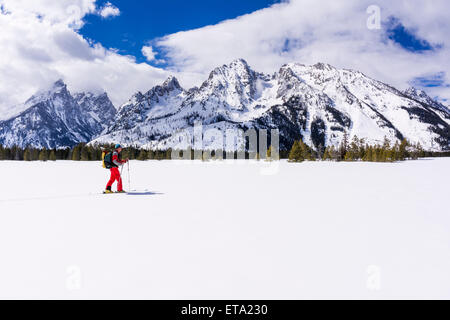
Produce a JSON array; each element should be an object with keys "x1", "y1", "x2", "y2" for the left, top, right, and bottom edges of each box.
[
  {"x1": 72, "y1": 144, "x2": 81, "y2": 161},
  {"x1": 49, "y1": 150, "x2": 57, "y2": 161},
  {"x1": 298, "y1": 140, "x2": 315, "y2": 161},
  {"x1": 87, "y1": 146, "x2": 98, "y2": 161},
  {"x1": 11, "y1": 146, "x2": 22, "y2": 160},
  {"x1": 24, "y1": 148, "x2": 31, "y2": 161},
  {"x1": 340, "y1": 132, "x2": 349, "y2": 159},
  {"x1": 372, "y1": 147, "x2": 379, "y2": 162},
  {"x1": 154, "y1": 150, "x2": 164, "y2": 161},
  {"x1": 3, "y1": 148, "x2": 11, "y2": 160},
  {"x1": 57, "y1": 148, "x2": 69, "y2": 160},
  {"x1": 346, "y1": 135, "x2": 360, "y2": 161},
  {"x1": 165, "y1": 149, "x2": 172, "y2": 160},
  {"x1": 322, "y1": 147, "x2": 332, "y2": 161},
  {"x1": 385, "y1": 148, "x2": 393, "y2": 162},
  {"x1": 330, "y1": 146, "x2": 336, "y2": 160},
  {"x1": 344, "y1": 150, "x2": 353, "y2": 161},
  {"x1": 31, "y1": 148, "x2": 39, "y2": 161},
  {"x1": 39, "y1": 148, "x2": 48, "y2": 161},
  {"x1": 358, "y1": 138, "x2": 366, "y2": 159},
  {"x1": 80, "y1": 146, "x2": 89, "y2": 161},
  {"x1": 399, "y1": 139, "x2": 408, "y2": 161},
  {"x1": 137, "y1": 149, "x2": 148, "y2": 161},
  {"x1": 362, "y1": 146, "x2": 372, "y2": 162},
  {"x1": 288, "y1": 141, "x2": 304, "y2": 162},
  {"x1": 379, "y1": 148, "x2": 387, "y2": 162},
  {"x1": 131, "y1": 147, "x2": 138, "y2": 160}
]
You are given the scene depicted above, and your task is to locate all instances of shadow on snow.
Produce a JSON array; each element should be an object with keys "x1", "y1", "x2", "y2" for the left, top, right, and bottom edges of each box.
[{"x1": 126, "y1": 191, "x2": 164, "y2": 196}]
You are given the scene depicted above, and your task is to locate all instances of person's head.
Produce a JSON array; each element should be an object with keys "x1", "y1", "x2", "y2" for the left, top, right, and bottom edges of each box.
[{"x1": 115, "y1": 144, "x2": 122, "y2": 152}]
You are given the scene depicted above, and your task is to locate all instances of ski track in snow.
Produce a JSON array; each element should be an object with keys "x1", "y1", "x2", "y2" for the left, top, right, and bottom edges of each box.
[{"x1": 0, "y1": 159, "x2": 449, "y2": 299}]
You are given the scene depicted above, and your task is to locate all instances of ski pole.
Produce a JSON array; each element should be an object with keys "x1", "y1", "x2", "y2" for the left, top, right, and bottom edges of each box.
[
  {"x1": 120, "y1": 164, "x2": 124, "y2": 189},
  {"x1": 127, "y1": 160, "x2": 131, "y2": 191}
]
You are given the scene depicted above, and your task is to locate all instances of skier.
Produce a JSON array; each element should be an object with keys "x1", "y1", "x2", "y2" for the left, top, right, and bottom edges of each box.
[{"x1": 105, "y1": 144, "x2": 129, "y2": 194}]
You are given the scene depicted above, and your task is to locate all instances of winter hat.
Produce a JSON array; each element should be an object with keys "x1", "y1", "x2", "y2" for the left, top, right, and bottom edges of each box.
[{"x1": 115, "y1": 144, "x2": 122, "y2": 149}]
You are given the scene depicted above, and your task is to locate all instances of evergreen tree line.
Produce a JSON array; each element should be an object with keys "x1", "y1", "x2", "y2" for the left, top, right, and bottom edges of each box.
[
  {"x1": 0, "y1": 144, "x2": 175, "y2": 161},
  {"x1": 0, "y1": 143, "x2": 290, "y2": 161},
  {"x1": 0, "y1": 139, "x2": 448, "y2": 162},
  {"x1": 288, "y1": 135, "x2": 448, "y2": 162}
]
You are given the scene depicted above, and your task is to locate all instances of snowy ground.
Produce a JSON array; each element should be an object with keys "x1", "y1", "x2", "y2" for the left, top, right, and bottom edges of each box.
[{"x1": 0, "y1": 158, "x2": 449, "y2": 299}]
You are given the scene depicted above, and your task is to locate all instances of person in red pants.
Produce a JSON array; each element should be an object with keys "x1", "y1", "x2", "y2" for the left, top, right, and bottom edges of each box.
[{"x1": 105, "y1": 144, "x2": 128, "y2": 193}]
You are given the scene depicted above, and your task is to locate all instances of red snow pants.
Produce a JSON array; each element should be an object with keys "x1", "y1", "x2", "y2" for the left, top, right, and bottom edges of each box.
[{"x1": 106, "y1": 167, "x2": 123, "y2": 191}]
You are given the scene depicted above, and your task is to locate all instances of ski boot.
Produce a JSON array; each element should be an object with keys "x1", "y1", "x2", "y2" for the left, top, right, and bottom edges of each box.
[{"x1": 104, "y1": 187, "x2": 114, "y2": 194}]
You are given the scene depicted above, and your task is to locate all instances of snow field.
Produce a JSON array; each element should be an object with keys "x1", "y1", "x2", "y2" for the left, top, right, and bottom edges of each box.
[{"x1": 0, "y1": 159, "x2": 449, "y2": 299}]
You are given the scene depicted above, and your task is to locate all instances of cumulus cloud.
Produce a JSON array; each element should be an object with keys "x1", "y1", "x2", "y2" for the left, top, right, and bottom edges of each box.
[
  {"x1": 154, "y1": 0, "x2": 450, "y2": 102},
  {"x1": 0, "y1": 0, "x2": 168, "y2": 117},
  {"x1": 0, "y1": 0, "x2": 97, "y2": 29},
  {"x1": 141, "y1": 45, "x2": 156, "y2": 62},
  {"x1": 98, "y1": 2, "x2": 120, "y2": 19}
]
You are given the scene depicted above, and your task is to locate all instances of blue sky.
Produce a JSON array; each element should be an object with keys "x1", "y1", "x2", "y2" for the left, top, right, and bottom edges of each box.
[
  {"x1": 80, "y1": 0, "x2": 280, "y2": 63},
  {"x1": 386, "y1": 17, "x2": 436, "y2": 53},
  {"x1": 384, "y1": 17, "x2": 445, "y2": 93},
  {"x1": 79, "y1": 0, "x2": 447, "y2": 96}
]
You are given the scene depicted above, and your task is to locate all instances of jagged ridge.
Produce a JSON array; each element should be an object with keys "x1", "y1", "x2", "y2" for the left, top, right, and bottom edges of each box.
[
  {"x1": 0, "y1": 80, "x2": 117, "y2": 149},
  {"x1": 92, "y1": 59, "x2": 450, "y2": 151}
]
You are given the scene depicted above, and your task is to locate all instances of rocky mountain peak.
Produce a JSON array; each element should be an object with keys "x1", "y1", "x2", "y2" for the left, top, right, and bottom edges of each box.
[
  {"x1": 53, "y1": 79, "x2": 66, "y2": 89},
  {"x1": 208, "y1": 58, "x2": 253, "y2": 80},
  {"x1": 405, "y1": 87, "x2": 423, "y2": 97},
  {"x1": 25, "y1": 79, "x2": 70, "y2": 106},
  {"x1": 162, "y1": 76, "x2": 182, "y2": 91},
  {"x1": 403, "y1": 87, "x2": 450, "y2": 113},
  {"x1": 229, "y1": 58, "x2": 250, "y2": 69},
  {"x1": 312, "y1": 62, "x2": 334, "y2": 71},
  {"x1": 0, "y1": 81, "x2": 116, "y2": 149}
]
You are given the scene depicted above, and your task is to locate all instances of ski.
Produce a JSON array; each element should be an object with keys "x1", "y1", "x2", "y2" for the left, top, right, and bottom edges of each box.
[{"x1": 103, "y1": 191, "x2": 128, "y2": 194}]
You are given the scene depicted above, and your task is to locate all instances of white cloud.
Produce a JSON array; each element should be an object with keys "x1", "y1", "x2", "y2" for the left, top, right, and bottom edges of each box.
[
  {"x1": 155, "y1": 0, "x2": 450, "y2": 102},
  {"x1": 0, "y1": 0, "x2": 97, "y2": 29},
  {"x1": 141, "y1": 45, "x2": 156, "y2": 62},
  {"x1": 98, "y1": 2, "x2": 119, "y2": 19},
  {"x1": 0, "y1": 0, "x2": 168, "y2": 117}
]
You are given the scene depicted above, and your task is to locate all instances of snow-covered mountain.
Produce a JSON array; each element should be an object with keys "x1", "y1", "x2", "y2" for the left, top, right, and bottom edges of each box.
[
  {"x1": 92, "y1": 59, "x2": 450, "y2": 151},
  {"x1": 403, "y1": 87, "x2": 450, "y2": 126},
  {"x1": 0, "y1": 80, "x2": 116, "y2": 149}
]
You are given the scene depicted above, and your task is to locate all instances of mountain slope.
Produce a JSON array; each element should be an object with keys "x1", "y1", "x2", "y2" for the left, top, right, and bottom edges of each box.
[
  {"x1": 0, "y1": 80, "x2": 116, "y2": 149},
  {"x1": 93, "y1": 59, "x2": 450, "y2": 151},
  {"x1": 403, "y1": 87, "x2": 450, "y2": 126}
]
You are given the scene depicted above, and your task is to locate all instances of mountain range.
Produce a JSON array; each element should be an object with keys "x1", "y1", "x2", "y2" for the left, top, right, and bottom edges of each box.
[
  {"x1": 92, "y1": 59, "x2": 450, "y2": 151},
  {"x1": 1, "y1": 59, "x2": 449, "y2": 151},
  {"x1": 0, "y1": 80, "x2": 116, "y2": 149}
]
